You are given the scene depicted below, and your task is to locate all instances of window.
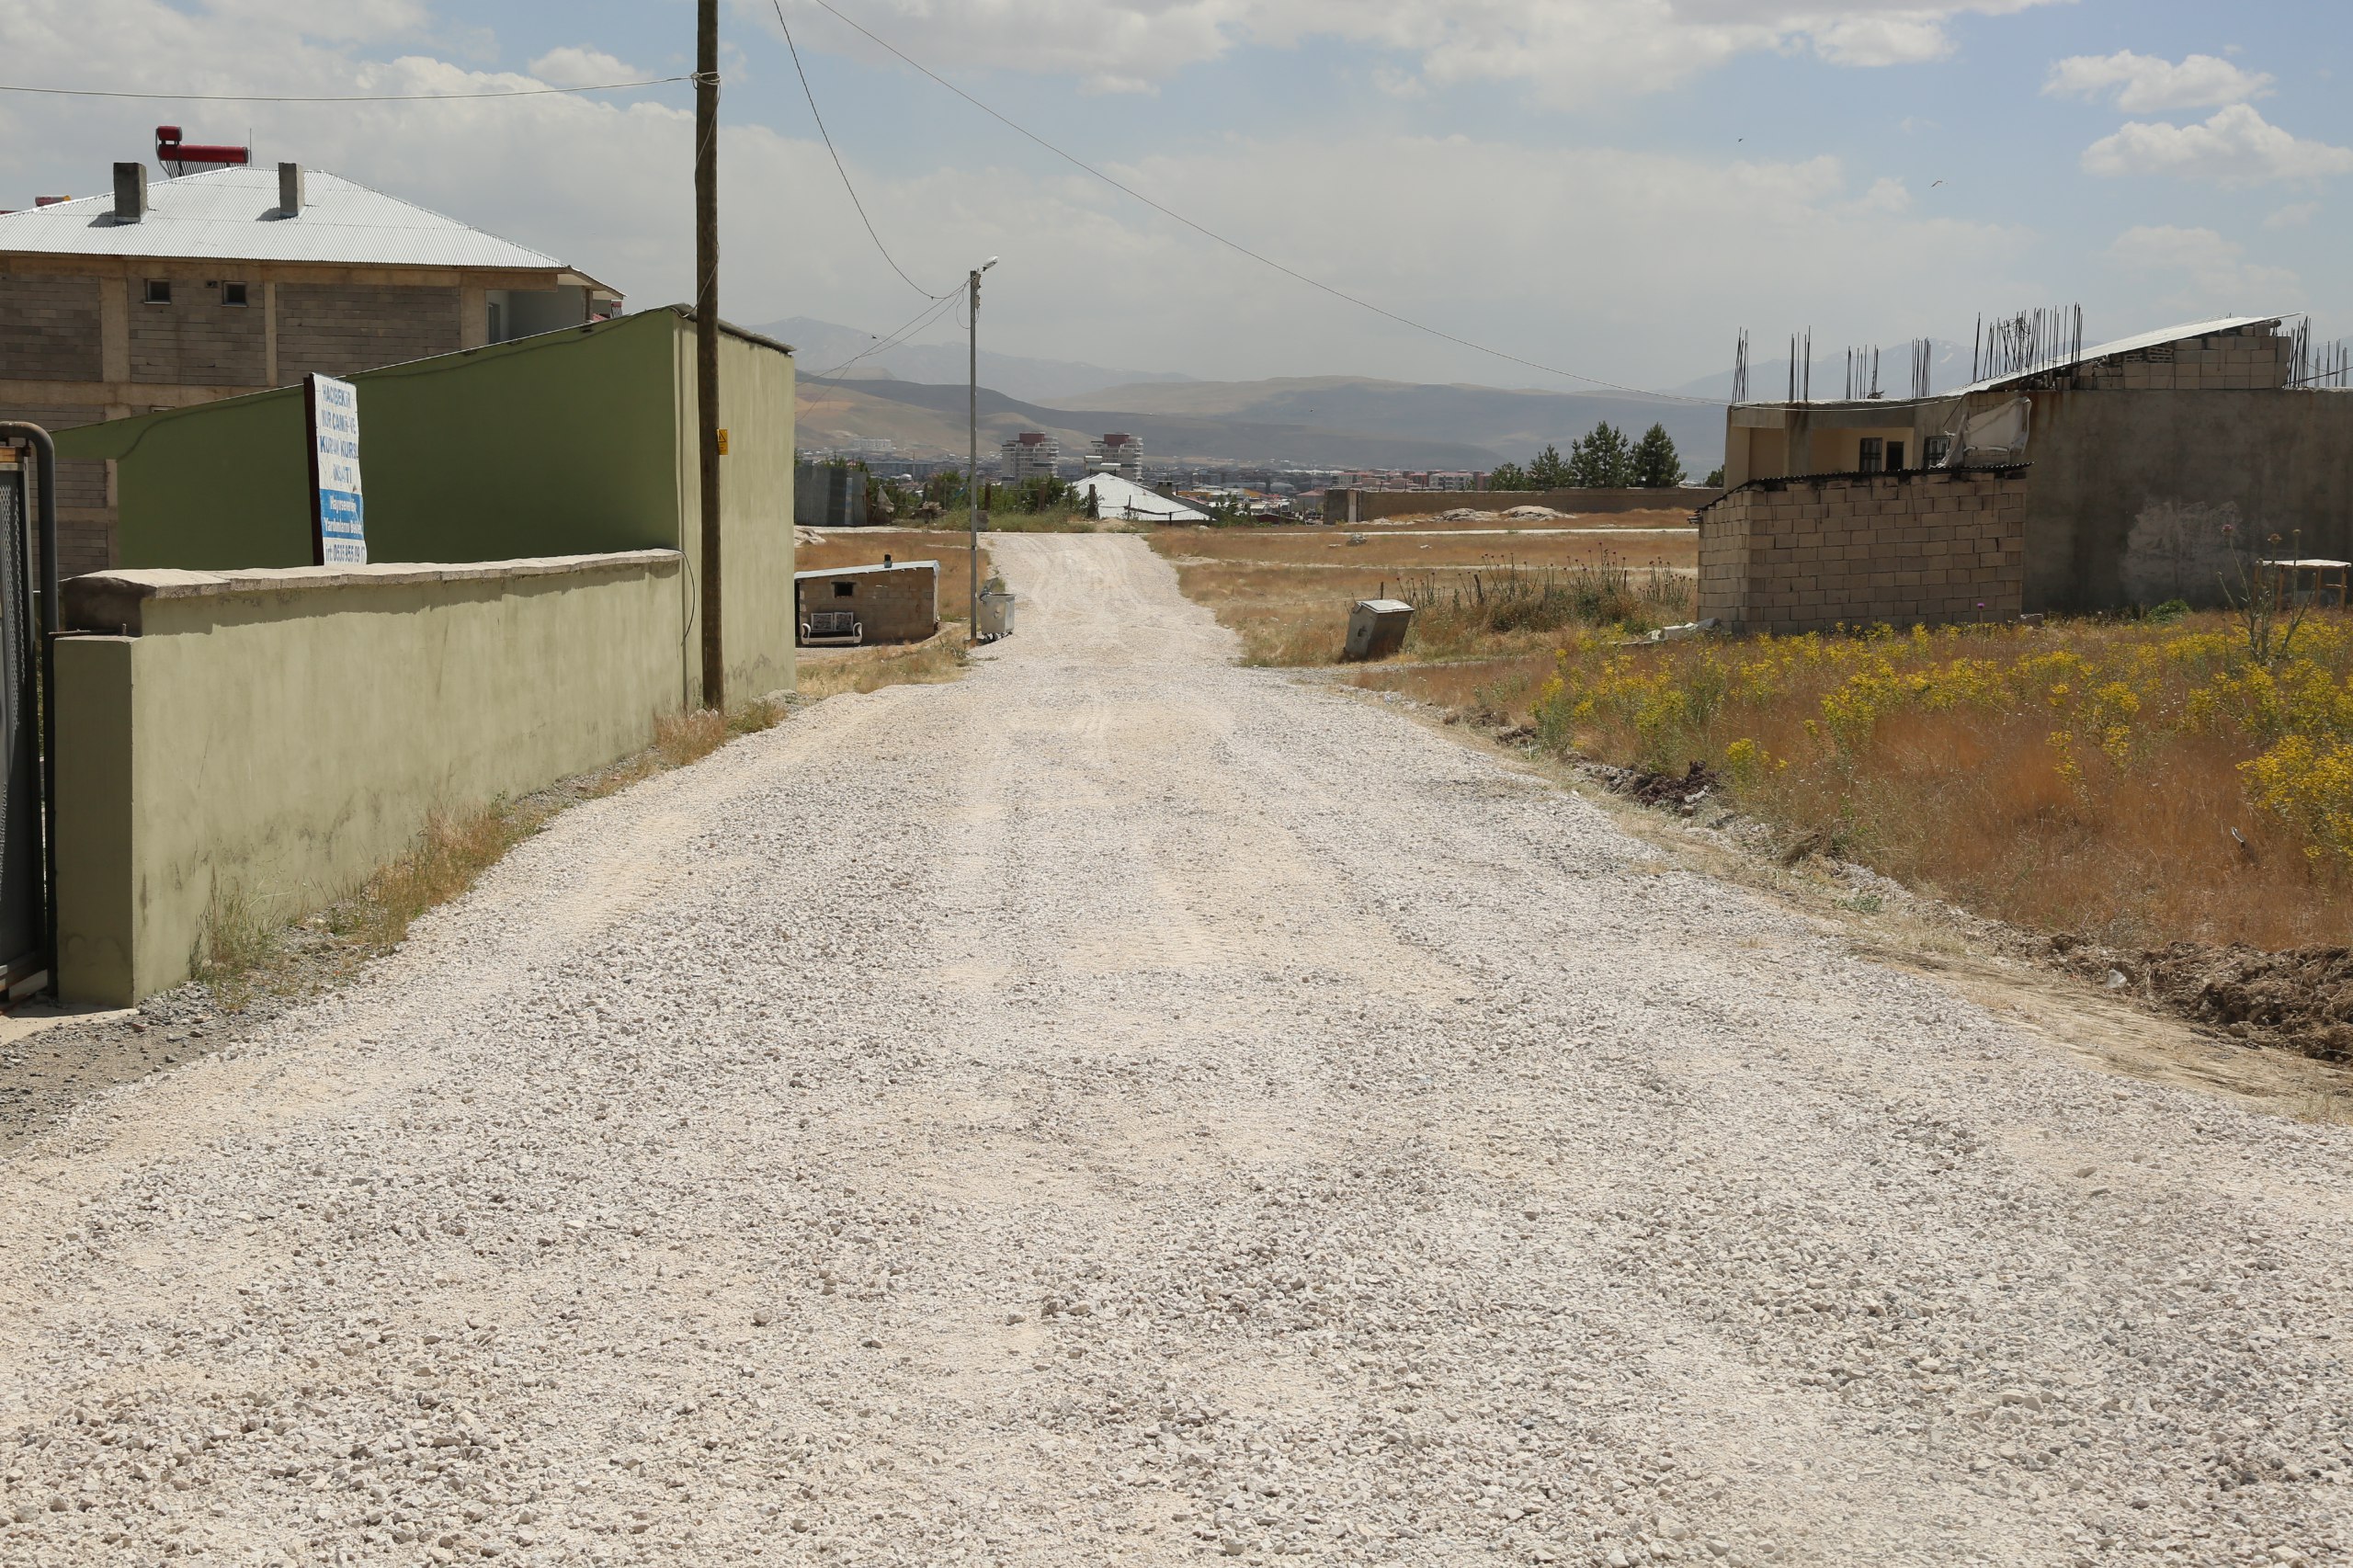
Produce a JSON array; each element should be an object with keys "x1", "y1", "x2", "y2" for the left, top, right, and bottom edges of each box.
[
  {"x1": 1859, "y1": 437, "x2": 1884, "y2": 473},
  {"x1": 142, "y1": 279, "x2": 172, "y2": 305},
  {"x1": 832, "y1": 581, "x2": 855, "y2": 597},
  {"x1": 222, "y1": 281, "x2": 248, "y2": 307},
  {"x1": 1924, "y1": 435, "x2": 1953, "y2": 468},
  {"x1": 1886, "y1": 440, "x2": 1905, "y2": 472}
]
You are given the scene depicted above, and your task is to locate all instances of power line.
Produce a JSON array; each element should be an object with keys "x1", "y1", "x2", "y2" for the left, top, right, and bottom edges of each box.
[
  {"x1": 802, "y1": 0, "x2": 1712, "y2": 404},
  {"x1": 0, "y1": 76, "x2": 693, "y2": 104},
  {"x1": 811, "y1": 286, "x2": 967, "y2": 380},
  {"x1": 770, "y1": 0, "x2": 947, "y2": 301}
]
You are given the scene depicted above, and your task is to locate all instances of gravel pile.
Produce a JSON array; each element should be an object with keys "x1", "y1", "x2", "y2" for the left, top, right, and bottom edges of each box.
[{"x1": 1, "y1": 533, "x2": 2348, "y2": 1567}]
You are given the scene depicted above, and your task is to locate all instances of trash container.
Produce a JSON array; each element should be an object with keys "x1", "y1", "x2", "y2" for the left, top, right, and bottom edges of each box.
[
  {"x1": 977, "y1": 586, "x2": 1017, "y2": 641},
  {"x1": 1344, "y1": 598, "x2": 1414, "y2": 661}
]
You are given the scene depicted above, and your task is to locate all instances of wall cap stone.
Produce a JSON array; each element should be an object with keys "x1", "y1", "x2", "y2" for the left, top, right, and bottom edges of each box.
[{"x1": 63, "y1": 549, "x2": 684, "y2": 635}]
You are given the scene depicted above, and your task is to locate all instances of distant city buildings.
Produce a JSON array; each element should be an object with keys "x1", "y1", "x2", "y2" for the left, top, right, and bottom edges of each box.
[
  {"x1": 1086, "y1": 432, "x2": 1144, "y2": 481},
  {"x1": 1001, "y1": 430, "x2": 1061, "y2": 481}
]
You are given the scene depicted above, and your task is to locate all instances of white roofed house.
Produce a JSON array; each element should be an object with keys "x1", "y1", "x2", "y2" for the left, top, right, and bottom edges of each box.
[
  {"x1": 1070, "y1": 472, "x2": 1210, "y2": 524},
  {"x1": 0, "y1": 144, "x2": 622, "y2": 574}
]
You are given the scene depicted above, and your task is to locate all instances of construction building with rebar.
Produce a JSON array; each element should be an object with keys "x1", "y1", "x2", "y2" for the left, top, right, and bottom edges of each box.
[{"x1": 1703, "y1": 313, "x2": 2353, "y2": 626}]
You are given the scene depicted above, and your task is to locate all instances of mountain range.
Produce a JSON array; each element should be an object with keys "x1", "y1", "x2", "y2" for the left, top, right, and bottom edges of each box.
[{"x1": 773, "y1": 317, "x2": 1736, "y2": 472}]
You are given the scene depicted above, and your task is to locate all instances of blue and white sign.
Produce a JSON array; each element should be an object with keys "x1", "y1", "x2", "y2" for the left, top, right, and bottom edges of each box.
[{"x1": 304, "y1": 373, "x2": 366, "y2": 565}]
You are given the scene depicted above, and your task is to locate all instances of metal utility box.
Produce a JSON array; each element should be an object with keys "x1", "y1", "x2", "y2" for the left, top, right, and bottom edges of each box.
[
  {"x1": 1344, "y1": 598, "x2": 1414, "y2": 661},
  {"x1": 977, "y1": 588, "x2": 1017, "y2": 641}
]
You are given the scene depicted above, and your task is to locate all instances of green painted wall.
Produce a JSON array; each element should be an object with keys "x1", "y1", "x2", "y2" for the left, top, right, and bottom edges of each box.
[
  {"x1": 55, "y1": 555, "x2": 688, "y2": 1004},
  {"x1": 61, "y1": 310, "x2": 688, "y2": 569}
]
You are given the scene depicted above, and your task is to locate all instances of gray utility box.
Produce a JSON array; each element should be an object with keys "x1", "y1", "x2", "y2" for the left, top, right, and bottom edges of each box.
[{"x1": 1344, "y1": 598, "x2": 1414, "y2": 661}]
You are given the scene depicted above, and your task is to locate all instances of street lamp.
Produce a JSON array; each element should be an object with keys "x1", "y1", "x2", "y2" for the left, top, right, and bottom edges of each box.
[{"x1": 968, "y1": 256, "x2": 998, "y2": 637}]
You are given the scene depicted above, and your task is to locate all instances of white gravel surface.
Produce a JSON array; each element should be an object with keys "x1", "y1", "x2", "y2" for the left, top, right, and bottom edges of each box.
[{"x1": 3, "y1": 533, "x2": 2349, "y2": 1568}]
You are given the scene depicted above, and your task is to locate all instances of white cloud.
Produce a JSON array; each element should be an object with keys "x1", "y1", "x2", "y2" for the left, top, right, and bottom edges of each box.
[
  {"x1": 2265, "y1": 200, "x2": 2320, "y2": 230},
  {"x1": 2083, "y1": 104, "x2": 2353, "y2": 187},
  {"x1": 2107, "y1": 225, "x2": 2299, "y2": 312},
  {"x1": 2044, "y1": 50, "x2": 2273, "y2": 112},
  {"x1": 1858, "y1": 176, "x2": 1913, "y2": 212},
  {"x1": 767, "y1": 0, "x2": 2067, "y2": 102},
  {"x1": 526, "y1": 47, "x2": 646, "y2": 89}
]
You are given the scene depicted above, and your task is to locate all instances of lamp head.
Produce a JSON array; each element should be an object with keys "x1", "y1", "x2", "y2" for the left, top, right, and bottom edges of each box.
[{"x1": 982, "y1": 256, "x2": 999, "y2": 272}]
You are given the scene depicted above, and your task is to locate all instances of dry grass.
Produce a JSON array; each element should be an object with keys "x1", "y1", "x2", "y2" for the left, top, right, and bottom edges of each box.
[
  {"x1": 1359, "y1": 613, "x2": 2353, "y2": 951},
  {"x1": 1148, "y1": 522, "x2": 1698, "y2": 666},
  {"x1": 797, "y1": 633, "x2": 971, "y2": 699}
]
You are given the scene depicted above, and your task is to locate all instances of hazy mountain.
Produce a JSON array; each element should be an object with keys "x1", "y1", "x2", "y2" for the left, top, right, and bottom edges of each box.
[
  {"x1": 757, "y1": 317, "x2": 1195, "y2": 404},
  {"x1": 800, "y1": 374, "x2": 1501, "y2": 471},
  {"x1": 1047, "y1": 376, "x2": 1727, "y2": 469}
]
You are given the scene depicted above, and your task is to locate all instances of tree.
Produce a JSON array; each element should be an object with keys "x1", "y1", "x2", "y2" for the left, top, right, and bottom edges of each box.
[
  {"x1": 1703, "y1": 465, "x2": 1726, "y2": 487},
  {"x1": 1487, "y1": 460, "x2": 1530, "y2": 491},
  {"x1": 1631, "y1": 424, "x2": 1686, "y2": 488},
  {"x1": 1568, "y1": 422, "x2": 1633, "y2": 488},
  {"x1": 1527, "y1": 444, "x2": 1572, "y2": 489}
]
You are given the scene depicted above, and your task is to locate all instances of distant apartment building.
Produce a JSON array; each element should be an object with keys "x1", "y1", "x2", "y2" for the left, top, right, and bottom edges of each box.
[
  {"x1": 1001, "y1": 430, "x2": 1061, "y2": 482},
  {"x1": 0, "y1": 149, "x2": 620, "y2": 574},
  {"x1": 1086, "y1": 431, "x2": 1143, "y2": 481}
]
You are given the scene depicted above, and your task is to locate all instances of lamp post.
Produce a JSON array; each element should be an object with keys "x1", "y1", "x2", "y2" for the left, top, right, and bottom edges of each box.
[{"x1": 968, "y1": 256, "x2": 997, "y2": 638}]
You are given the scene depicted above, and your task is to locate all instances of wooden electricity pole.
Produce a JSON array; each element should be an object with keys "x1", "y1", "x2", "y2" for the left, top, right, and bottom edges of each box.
[{"x1": 695, "y1": 0, "x2": 724, "y2": 710}]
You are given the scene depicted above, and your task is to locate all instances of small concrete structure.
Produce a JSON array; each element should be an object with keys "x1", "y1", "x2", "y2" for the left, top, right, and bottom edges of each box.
[
  {"x1": 795, "y1": 560, "x2": 938, "y2": 645},
  {"x1": 1345, "y1": 599, "x2": 1415, "y2": 660},
  {"x1": 1699, "y1": 468, "x2": 2026, "y2": 633}
]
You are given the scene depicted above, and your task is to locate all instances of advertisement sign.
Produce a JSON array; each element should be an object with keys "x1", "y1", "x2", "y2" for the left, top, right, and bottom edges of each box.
[{"x1": 303, "y1": 374, "x2": 365, "y2": 565}]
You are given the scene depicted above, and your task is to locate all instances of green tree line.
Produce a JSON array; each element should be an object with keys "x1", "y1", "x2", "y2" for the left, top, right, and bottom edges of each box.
[{"x1": 1488, "y1": 422, "x2": 1699, "y2": 491}]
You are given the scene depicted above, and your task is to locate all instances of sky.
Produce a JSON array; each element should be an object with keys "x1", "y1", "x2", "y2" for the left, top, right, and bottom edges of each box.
[{"x1": 3, "y1": 0, "x2": 2349, "y2": 393}]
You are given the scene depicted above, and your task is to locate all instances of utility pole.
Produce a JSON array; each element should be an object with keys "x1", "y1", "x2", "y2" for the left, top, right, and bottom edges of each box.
[
  {"x1": 967, "y1": 256, "x2": 997, "y2": 636},
  {"x1": 695, "y1": 0, "x2": 724, "y2": 710}
]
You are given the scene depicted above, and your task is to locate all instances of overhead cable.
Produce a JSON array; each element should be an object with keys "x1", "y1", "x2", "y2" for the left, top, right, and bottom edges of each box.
[
  {"x1": 813, "y1": 287, "x2": 968, "y2": 381},
  {"x1": 802, "y1": 0, "x2": 1712, "y2": 403},
  {"x1": 771, "y1": 0, "x2": 949, "y2": 301},
  {"x1": 0, "y1": 77, "x2": 693, "y2": 104}
]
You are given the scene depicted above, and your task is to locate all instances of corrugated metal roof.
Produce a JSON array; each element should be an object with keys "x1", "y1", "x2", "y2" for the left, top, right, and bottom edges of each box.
[
  {"x1": 0, "y1": 165, "x2": 588, "y2": 278},
  {"x1": 794, "y1": 562, "x2": 939, "y2": 581}
]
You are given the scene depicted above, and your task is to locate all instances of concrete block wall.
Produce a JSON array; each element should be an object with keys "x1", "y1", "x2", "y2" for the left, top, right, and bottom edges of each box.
[
  {"x1": 4, "y1": 402, "x2": 113, "y2": 575},
  {"x1": 0, "y1": 275, "x2": 102, "y2": 381},
  {"x1": 1699, "y1": 469, "x2": 2027, "y2": 633},
  {"x1": 278, "y1": 284, "x2": 462, "y2": 381},
  {"x1": 798, "y1": 564, "x2": 938, "y2": 643},
  {"x1": 2070, "y1": 325, "x2": 2291, "y2": 393},
  {"x1": 130, "y1": 276, "x2": 267, "y2": 386}
]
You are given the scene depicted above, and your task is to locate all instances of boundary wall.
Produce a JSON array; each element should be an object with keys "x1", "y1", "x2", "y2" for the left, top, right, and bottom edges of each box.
[
  {"x1": 1698, "y1": 468, "x2": 2026, "y2": 634},
  {"x1": 56, "y1": 551, "x2": 684, "y2": 1004},
  {"x1": 1324, "y1": 487, "x2": 1721, "y2": 523}
]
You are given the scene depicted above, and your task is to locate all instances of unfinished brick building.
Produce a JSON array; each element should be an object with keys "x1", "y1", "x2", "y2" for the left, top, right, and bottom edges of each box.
[
  {"x1": 1717, "y1": 315, "x2": 2353, "y2": 615},
  {"x1": 0, "y1": 159, "x2": 620, "y2": 575},
  {"x1": 1699, "y1": 468, "x2": 2027, "y2": 633}
]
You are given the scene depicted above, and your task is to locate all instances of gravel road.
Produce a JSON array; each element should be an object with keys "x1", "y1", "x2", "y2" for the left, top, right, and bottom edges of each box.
[{"x1": 3, "y1": 534, "x2": 2348, "y2": 1568}]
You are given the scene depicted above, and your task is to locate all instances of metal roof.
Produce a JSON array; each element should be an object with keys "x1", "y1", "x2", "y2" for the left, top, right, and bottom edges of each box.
[
  {"x1": 1949, "y1": 314, "x2": 2280, "y2": 398},
  {"x1": 0, "y1": 165, "x2": 598, "y2": 281},
  {"x1": 1735, "y1": 315, "x2": 2284, "y2": 408},
  {"x1": 794, "y1": 561, "x2": 939, "y2": 581}
]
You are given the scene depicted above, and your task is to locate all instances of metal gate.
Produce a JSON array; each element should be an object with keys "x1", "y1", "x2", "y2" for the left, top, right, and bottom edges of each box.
[{"x1": 0, "y1": 441, "x2": 48, "y2": 994}]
